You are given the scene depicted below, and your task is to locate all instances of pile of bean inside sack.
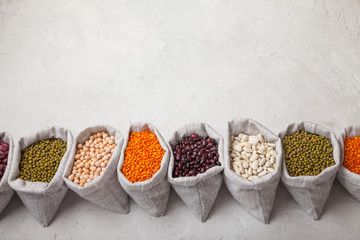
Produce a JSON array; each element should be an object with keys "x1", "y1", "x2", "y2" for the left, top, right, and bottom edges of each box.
[{"x1": 171, "y1": 133, "x2": 220, "y2": 178}]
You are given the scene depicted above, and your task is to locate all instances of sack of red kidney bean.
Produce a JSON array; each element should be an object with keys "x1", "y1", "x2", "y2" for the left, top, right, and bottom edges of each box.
[
  {"x1": 0, "y1": 132, "x2": 15, "y2": 215},
  {"x1": 168, "y1": 123, "x2": 224, "y2": 222}
]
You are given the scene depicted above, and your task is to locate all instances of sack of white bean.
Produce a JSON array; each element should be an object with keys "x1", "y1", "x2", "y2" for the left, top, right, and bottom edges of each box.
[
  {"x1": 0, "y1": 132, "x2": 15, "y2": 215},
  {"x1": 223, "y1": 119, "x2": 283, "y2": 224},
  {"x1": 168, "y1": 123, "x2": 224, "y2": 222},
  {"x1": 63, "y1": 125, "x2": 130, "y2": 214},
  {"x1": 337, "y1": 126, "x2": 360, "y2": 201},
  {"x1": 117, "y1": 123, "x2": 171, "y2": 217},
  {"x1": 279, "y1": 122, "x2": 341, "y2": 220},
  {"x1": 8, "y1": 126, "x2": 73, "y2": 227}
]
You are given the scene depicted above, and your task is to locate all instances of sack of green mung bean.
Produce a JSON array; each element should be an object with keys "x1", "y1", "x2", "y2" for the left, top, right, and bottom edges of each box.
[
  {"x1": 337, "y1": 126, "x2": 360, "y2": 201},
  {"x1": 8, "y1": 126, "x2": 73, "y2": 227},
  {"x1": 279, "y1": 122, "x2": 341, "y2": 220},
  {"x1": 63, "y1": 125, "x2": 130, "y2": 214},
  {"x1": 0, "y1": 132, "x2": 15, "y2": 215},
  {"x1": 117, "y1": 123, "x2": 170, "y2": 217},
  {"x1": 167, "y1": 123, "x2": 224, "y2": 222},
  {"x1": 223, "y1": 119, "x2": 283, "y2": 224}
]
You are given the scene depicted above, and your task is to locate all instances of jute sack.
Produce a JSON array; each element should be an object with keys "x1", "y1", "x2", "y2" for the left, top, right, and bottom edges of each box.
[
  {"x1": 223, "y1": 119, "x2": 283, "y2": 224},
  {"x1": 8, "y1": 126, "x2": 73, "y2": 227},
  {"x1": 63, "y1": 125, "x2": 129, "y2": 213},
  {"x1": 117, "y1": 123, "x2": 170, "y2": 217},
  {"x1": 0, "y1": 132, "x2": 15, "y2": 215},
  {"x1": 279, "y1": 122, "x2": 341, "y2": 220},
  {"x1": 168, "y1": 123, "x2": 224, "y2": 222},
  {"x1": 337, "y1": 126, "x2": 360, "y2": 201}
]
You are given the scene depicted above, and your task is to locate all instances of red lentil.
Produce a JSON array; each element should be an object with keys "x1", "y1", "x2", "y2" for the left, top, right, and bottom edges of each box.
[
  {"x1": 122, "y1": 129, "x2": 165, "y2": 183},
  {"x1": 343, "y1": 136, "x2": 360, "y2": 174}
]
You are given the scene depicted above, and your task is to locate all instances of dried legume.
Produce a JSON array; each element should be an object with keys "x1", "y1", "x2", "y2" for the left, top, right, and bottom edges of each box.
[
  {"x1": 230, "y1": 133, "x2": 277, "y2": 181},
  {"x1": 68, "y1": 132, "x2": 116, "y2": 187},
  {"x1": 171, "y1": 133, "x2": 220, "y2": 178},
  {"x1": 283, "y1": 130, "x2": 335, "y2": 176},
  {"x1": 0, "y1": 141, "x2": 9, "y2": 182},
  {"x1": 19, "y1": 138, "x2": 67, "y2": 182},
  {"x1": 343, "y1": 136, "x2": 360, "y2": 174},
  {"x1": 122, "y1": 129, "x2": 165, "y2": 183}
]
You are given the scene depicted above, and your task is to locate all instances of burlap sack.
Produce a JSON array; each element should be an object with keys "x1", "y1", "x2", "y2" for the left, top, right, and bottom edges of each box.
[
  {"x1": 168, "y1": 123, "x2": 224, "y2": 222},
  {"x1": 223, "y1": 119, "x2": 283, "y2": 224},
  {"x1": 279, "y1": 122, "x2": 341, "y2": 220},
  {"x1": 337, "y1": 126, "x2": 360, "y2": 201},
  {"x1": 0, "y1": 132, "x2": 15, "y2": 215},
  {"x1": 117, "y1": 123, "x2": 170, "y2": 217},
  {"x1": 8, "y1": 126, "x2": 73, "y2": 227},
  {"x1": 63, "y1": 125, "x2": 129, "y2": 213}
]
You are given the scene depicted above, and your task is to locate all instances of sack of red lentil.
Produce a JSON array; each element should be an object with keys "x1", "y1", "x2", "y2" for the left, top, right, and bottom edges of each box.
[
  {"x1": 63, "y1": 125, "x2": 130, "y2": 214},
  {"x1": 337, "y1": 126, "x2": 360, "y2": 201},
  {"x1": 279, "y1": 122, "x2": 341, "y2": 220},
  {"x1": 168, "y1": 123, "x2": 224, "y2": 222},
  {"x1": 0, "y1": 132, "x2": 15, "y2": 215},
  {"x1": 117, "y1": 123, "x2": 170, "y2": 217},
  {"x1": 8, "y1": 126, "x2": 73, "y2": 227},
  {"x1": 223, "y1": 119, "x2": 283, "y2": 224}
]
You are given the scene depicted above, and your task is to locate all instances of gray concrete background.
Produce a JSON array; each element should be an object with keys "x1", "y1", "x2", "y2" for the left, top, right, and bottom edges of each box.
[{"x1": 1, "y1": 0, "x2": 360, "y2": 239}]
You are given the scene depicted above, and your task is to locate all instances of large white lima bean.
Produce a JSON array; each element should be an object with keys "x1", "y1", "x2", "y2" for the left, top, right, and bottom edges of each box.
[{"x1": 230, "y1": 133, "x2": 277, "y2": 181}]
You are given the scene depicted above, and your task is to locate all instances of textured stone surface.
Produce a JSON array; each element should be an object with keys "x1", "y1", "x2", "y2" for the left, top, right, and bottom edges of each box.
[{"x1": 0, "y1": 0, "x2": 360, "y2": 239}]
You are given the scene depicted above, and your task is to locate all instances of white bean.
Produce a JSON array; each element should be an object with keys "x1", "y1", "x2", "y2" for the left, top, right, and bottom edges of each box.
[
  {"x1": 251, "y1": 160, "x2": 259, "y2": 170},
  {"x1": 258, "y1": 171, "x2": 267, "y2": 177},
  {"x1": 249, "y1": 176, "x2": 259, "y2": 181}
]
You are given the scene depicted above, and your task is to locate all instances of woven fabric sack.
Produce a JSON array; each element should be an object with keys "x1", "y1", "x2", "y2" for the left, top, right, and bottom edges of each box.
[
  {"x1": 63, "y1": 125, "x2": 129, "y2": 213},
  {"x1": 168, "y1": 123, "x2": 224, "y2": 222},
  {"x1": 0, "y1": 132, "x2": 15, "y2": 215},
  {"x1": 337, "y1": 126, "x2": 360, "y2": 201},
  {"x1": 8, "y1": 126, "x2": 73, "y2": 227},
  {"x1": 224, "y1": 118, "x2": 283, "y2": 224},
  {"x1": 117, "y1": 123, "x2": 170, "y2": 217},
  {"x1": 279, "y1": 122, "x2": 341, "y2": 220}
]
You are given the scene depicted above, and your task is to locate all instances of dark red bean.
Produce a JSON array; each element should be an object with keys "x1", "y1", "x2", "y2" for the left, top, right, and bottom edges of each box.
[
  {"x1": 0, "y1": 142, "x2": 8, "y2": 183},
  {"x1": 171, "y1": 134, "x2": 220, "y2": 178}
]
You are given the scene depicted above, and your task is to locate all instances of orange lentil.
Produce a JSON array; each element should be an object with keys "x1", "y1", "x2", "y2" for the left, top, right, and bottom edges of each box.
[
  {"x1": 343, "y1": 136, "x2": 360, "y2": 174},
  {"x1": 122, "y1": 129, "x2": 165, "y2": 183}
]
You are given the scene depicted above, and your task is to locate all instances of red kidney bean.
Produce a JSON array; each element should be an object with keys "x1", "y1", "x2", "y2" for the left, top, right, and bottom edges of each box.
[
  {"x1": 172, "y1": 134, "x2": 220, "y2": 178},
  {"x1": 0, "y1": 141, "x2": 9, "y2": 182}
]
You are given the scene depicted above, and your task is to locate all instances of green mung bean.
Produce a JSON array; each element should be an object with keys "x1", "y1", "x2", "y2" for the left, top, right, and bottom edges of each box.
[
  {"x1": 19, "y1": 138, "x2": 67, "y2": 182},
  {"x1": 283, "y1": 130, "x2": 335, "y2": 176}
]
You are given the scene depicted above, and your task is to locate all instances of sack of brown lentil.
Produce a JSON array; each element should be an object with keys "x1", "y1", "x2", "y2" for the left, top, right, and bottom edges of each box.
[
  {"x1": 223, "y1": 119, "x2": 283, "y2": 224},
  {"x1": 279, "y1": 122, "x2": 341, "y2": 220},
  {"x1": 168, "y1": 123, "x2": 224, "y2": 222},
  {"x1": 0, "y1": 132, "x2": 15, "y2": 215},
  {"x1": 63, "y1": 125, "x2": 130, "y2": 214},
  {"x1": 8, "y1": 126, "x2": 73, "y2": 227},
  {"x1": 117, "y1": 123, "x2": 170, "y2": 217},
  {"x1": 337, "y1": 126, "x2": 360, "y2": 201}
]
